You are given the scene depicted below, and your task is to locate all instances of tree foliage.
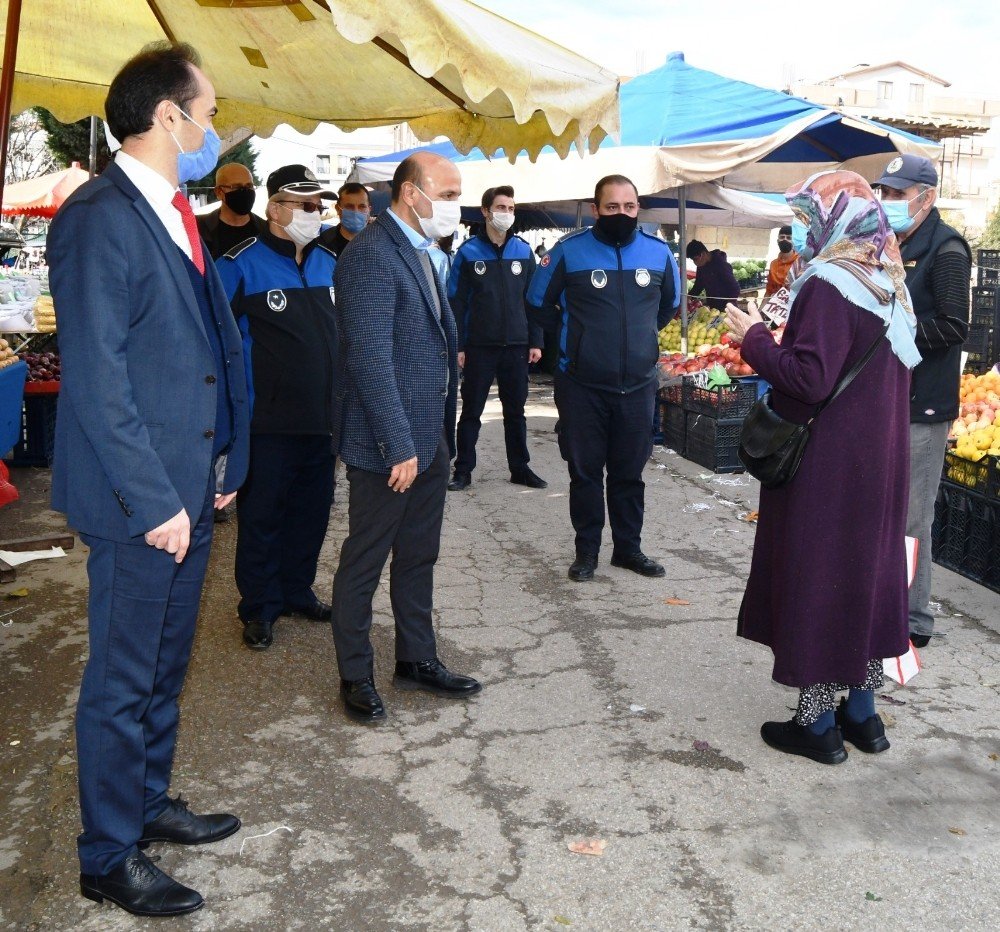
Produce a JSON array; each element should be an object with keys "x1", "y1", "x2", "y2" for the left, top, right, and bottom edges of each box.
[{"x1": 5, "y1": 111, "x2": 57, "y2": 184}]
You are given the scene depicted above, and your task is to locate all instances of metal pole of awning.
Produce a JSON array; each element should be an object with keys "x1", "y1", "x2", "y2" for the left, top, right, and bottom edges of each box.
[
  {"x1": 0, "y1": 0, "x2": 25, "y2": 209},
  {"x1": 677, "y1": 184, "x2": 688, "y2": 356},
  {"x1": 575, "y1": 201, "x2": 583, "y2": 229}
]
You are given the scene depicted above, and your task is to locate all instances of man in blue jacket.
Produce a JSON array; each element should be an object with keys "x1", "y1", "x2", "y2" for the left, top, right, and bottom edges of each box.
[
  {"x1": 447, "y1": 185, "x2": 546, "y2": 491},
  {"x1": 331, "y1": 151, "x2": 482, "y2": 723},
  {"x1": 49, "y1": 43, "x2": 249, "y2": 917},
  {"x1": 527, "y1": 174, "x2": 680, "y2": 582},
  {"x1": 218, "y1": 164, "x2": 338, "y2": 651}
]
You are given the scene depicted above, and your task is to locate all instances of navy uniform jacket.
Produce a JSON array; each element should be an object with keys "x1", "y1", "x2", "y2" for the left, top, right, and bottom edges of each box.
[
  {"x1": 48, "y1": 162, "x2": 250, "y2": 541},
  {"x1": 526, "y1": 226, "x2": 680, "y2": 394},
  {"x1": 332, "y1": 212, "x2": 458, "y2": 475},
  {"x1": 217, "y1": 229, "x2": 338, "y2": 435},
  {"x1": 448, "y1": 229, "x2": 543, "y2": 350}
]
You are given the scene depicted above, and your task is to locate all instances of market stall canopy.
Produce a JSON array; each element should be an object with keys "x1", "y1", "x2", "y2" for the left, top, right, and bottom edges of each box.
[
  {"x1": 355, "y1": 51, "x2": 939, "y2": 204},
  {"x1": 354, "y1": 142, "x2": 793, "y2": 229},
  {"x1": 0, "y1": 0, "x2": 620, "y2": 158},
  {"x1": 1, "y1": 163, "x2": 89, "y2": 219}
]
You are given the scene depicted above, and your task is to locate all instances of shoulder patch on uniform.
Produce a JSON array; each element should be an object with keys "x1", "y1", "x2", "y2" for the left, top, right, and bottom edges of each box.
[
  {"x1": 223, "y1": 237, "x2": 257, "y2": 260},
  {"x1": 540, "y1": 253, "x2": 552, "y2": 267}
]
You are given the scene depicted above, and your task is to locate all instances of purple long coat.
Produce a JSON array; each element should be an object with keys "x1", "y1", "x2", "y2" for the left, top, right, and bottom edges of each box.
[{"x1": 738, "y1": 277, "x2": 911, "y2": 687}]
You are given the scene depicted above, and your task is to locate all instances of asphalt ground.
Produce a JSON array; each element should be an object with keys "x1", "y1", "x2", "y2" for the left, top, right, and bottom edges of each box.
[{"x1": 1, "y1": 379, "x2": 998, "y2": 931}]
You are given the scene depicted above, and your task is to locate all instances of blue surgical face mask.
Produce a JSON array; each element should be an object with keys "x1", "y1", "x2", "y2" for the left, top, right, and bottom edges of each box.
[
  {"x1": 169, "y1": 103, "x2": 221, "y2": 184},
  {"x1": 340, "y1": 209, "x2": 368, "y2": 234},
  {"x1": 882, "y1": 198, "x2": 916, "y2": 234},
  {"x1": 791, "y1": 218, "x2": 809, "y2": 258}
]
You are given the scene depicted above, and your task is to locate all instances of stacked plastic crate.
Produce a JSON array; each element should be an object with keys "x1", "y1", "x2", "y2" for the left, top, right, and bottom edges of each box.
[{"x1": 967, "y1": 249, "x2": 1000, "y2": 374}]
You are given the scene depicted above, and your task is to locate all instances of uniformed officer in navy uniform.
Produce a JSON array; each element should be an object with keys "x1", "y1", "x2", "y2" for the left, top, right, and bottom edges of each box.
[
  {"x1": 527, "y1": 174, "x2": 680, "y2": 581},
  {"x1": 218, "y1": 165, "x2": 339, "y2": 648},
  {"x1": 447, "y1": 185, "x2": 546, "y2": 491}
]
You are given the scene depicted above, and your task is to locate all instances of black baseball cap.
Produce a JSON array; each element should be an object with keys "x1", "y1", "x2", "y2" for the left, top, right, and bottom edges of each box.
[
  {"x1": 266, "y1": 164, "x2": 336, "y2": 199},
  {"x1": 874, "y1": 154, "x2": 938, "y2": 191}
]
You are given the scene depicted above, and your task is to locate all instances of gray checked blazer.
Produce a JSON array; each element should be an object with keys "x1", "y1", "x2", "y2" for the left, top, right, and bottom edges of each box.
[{"x1": 332, "y1": 211, "x2": 458, "y2": 474}]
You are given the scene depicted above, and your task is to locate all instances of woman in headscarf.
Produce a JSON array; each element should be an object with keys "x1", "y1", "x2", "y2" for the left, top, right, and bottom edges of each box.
[{"x1": 725, "y1": 170, "x2": 920, "y2": 765}]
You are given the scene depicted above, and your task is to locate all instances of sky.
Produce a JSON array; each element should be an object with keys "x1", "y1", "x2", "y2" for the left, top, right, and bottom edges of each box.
[{"x1": 472, "y1": 0, "x2": 1000, "y2": 97}]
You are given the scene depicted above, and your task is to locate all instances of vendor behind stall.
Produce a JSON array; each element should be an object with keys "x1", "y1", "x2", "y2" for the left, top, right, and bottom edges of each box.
[
  {"x1": 765, "y1": 225, "x2": 799, "y2": 296},
  {"x1": 686, "y1": 240, "x2": 740, "y2": 310}
]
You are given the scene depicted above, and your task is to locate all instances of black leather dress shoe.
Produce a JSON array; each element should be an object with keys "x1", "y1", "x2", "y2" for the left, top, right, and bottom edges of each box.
[
  {"x1": 448, "y1": 472, "x2": 471, "y2": 491},
  {"x1": 610, "y1": 551, "x2": 666, "y2": 578},
  {"x1": 568, "y1": 553, "x2": 598, "y2": 581},
  {"x1": 510, "y1": 468, "x2": 548, "y2": 489},
  {"x1": 80, "y1": 850, "x2": 203, "y2": 917},
  {"x1": 910, "y1": 634, "x2": 931, "y2": 648},
  {"x1": 760, "y1": 719, "x2": 848, "y2": 765},
  {"x1": 282, "y1": 599, "x2": 332, "y2": 621},
  {"x1": 393, "y1": 658, "x2": 482, "y2": 697},
  {"x1": 341, "y1": 677, "x2": 387, "y2": 723},
  {"x1": 835, "y1": 699, "x2": 890, "y2": 753},
  {"x1": 139, "y1": 796, "x2": 241, "y2": 848},
  {"x1": 242, "y1": 619, "x2": 273, "y2": 650}
]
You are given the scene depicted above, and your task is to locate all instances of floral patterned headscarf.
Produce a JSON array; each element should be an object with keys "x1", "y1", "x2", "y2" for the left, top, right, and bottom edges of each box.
[{"x1": 786, "y1": 170, "x2": 919, "y2": 368}]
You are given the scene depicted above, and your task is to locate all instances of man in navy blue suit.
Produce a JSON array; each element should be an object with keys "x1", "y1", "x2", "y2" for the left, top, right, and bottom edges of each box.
[
  {"x1": 331, "y1": 152, "x2": 482, "y2": 723},
  {"x1": 48, "y1": 43, "x2": 249, "y2": 917}
]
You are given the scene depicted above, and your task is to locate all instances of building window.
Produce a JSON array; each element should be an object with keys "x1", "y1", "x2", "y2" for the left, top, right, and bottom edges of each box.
[
  {"x1": 337, "y1": 154, "x2": 353, "y2": 175},
  {"x1": 315, "y1": 154, "x2": 331, "y2": 177},
  {"x1": 877, "y1": 80, "x2": 893, "y2": 101},
  {"x1": 909, "y1": 83, "x2": 924, "y2": 104}
]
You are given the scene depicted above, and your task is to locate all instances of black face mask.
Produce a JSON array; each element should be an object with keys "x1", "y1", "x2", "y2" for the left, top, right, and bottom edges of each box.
[
  {"x1": 595, "y1": 212, "x2": 638, "y2": 244},
  {"x1": 777, "y1": 240, "x2": 793, "y2": 254},
  {"x1": 223, "y1": 188, "x2": 255, "y2": 217}
]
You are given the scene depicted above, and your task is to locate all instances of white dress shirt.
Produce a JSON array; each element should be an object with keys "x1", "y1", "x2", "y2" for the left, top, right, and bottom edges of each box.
[{"x1": 114, "y1": 151, "x2": 191, "y2": 261}]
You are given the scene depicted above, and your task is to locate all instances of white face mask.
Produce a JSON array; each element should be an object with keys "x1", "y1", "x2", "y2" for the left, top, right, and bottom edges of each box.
[
  {"x1": 412, "y1": 184, "x2": 462, "y2": 240},
  {"x1": 283, "y1": 208, "x2": 322, "y2": 247},
  {"x1": 489, "y1": 210, "x2": 515, "y2": 233}
]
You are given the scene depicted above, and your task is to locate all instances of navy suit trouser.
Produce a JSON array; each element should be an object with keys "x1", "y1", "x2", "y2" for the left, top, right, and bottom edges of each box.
[
  {"x1": 76, "y1": 475, "x2": 215, "y2": 876},
  {"x1": 235, "y1": 433, "x2": 336, "y2": 624},
  {"x1": 454, "y1": 345, "x2": 530, "y2": 476},
  {"x1": 554, "y1": 372, "x2": 655, "y2": 557},
  {"x1": 330, "y1": 435, "x2": 449, "y2": 681}
]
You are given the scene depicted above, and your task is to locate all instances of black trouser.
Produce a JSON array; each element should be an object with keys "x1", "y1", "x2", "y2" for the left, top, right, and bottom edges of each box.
[
  {"x1": 454, "y1": 344, "x2": 530, "y2": 476},
  {"x1": 553, "y1": 373, "x2": 655, "y2": 557},
  {"x1": 235, "y1": 433, "x2": 336, "y2": 624},
  {"x1": 331, "y1": 435, "x2": 449, "y2": 681}
]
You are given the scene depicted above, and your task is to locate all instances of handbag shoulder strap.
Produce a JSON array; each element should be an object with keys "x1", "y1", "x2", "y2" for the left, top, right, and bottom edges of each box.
[{"x1": 809, "y1": 299, "x2": 894, "y2": 424}]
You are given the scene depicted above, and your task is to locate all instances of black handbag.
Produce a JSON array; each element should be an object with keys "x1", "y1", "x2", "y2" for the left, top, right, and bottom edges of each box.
[{"x1": 739, "y1": 312, "x2": 892, "y2": 488}]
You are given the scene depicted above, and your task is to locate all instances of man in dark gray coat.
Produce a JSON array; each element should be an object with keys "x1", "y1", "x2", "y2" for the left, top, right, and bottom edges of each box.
[{"x1": 330, "y1": 152, "x2": 482, "y2": 723}]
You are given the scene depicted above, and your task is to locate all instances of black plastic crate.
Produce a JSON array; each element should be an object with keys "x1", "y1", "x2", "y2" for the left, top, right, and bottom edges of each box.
[
  {"x1": 977, "y1": 266, "x2": 1000, "y2": 288},
  {"x1": 5, "y1": 394, "x2": 58, "y2": 467},
  {"x1": 932, "y1": 482, "x2": 1000, "y2": 593},
  {"x1": 977, "y1": 248, "x2": 1000, "y2": 270},
  {"x1": 658, "y1": 382, "x2": 683, "y2": 405},
  {"x1": 971, "y1": 287, "x2": 997, "y2": 327},
  {"x1": 684, "y1": 413, "x2": 744, "y2": 473},
  {"x1": 682, "y1": 377, "x2": 764, "y2": 419},
  {"x1": 964, "y1": 326, "x2": 995, "y2": 373},
  {"x1": 660, "y1": 401, "x2": 686, "y2": 453},
  {"x1": 942, "y1": 451, "x2": 1000, "y2": 498}
]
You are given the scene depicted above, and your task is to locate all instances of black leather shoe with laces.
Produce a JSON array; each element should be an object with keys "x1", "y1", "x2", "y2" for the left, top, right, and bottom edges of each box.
[
  {"x1": 139, "y1": 796, "x2": 240, "y2": 848},
  {"x1": 393, "y1": 658, "x2": 482, "y2": 697},
  {"x1": 610, "y1": 551, "x2": 666, "y2": 577},
  {"x1": 80, "y1": 850, "x2": 203, "y2": 917},
  {"x1": 242, "y1": 619, "x2": 273, "y2": 650},
  {"x1": 341, "y1": 676, "x2": 387, "y2": 723},
  {"x1": 282, "y1": 598, "x2": 332, "y2": 621},
  {"x1": 568, "y1": 553, "x2": 598, "y2": 581}
]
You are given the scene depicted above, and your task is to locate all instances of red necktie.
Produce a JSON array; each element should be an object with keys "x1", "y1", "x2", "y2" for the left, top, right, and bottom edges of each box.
[{"x1": 171, "y1": 190, "x2": 205, "y2": 275}]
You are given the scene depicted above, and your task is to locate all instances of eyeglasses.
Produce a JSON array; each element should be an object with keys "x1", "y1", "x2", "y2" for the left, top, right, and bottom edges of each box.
[
  {"x1": 218, "y1": 184, "x2": 254, "y2": 192},
  {"x1": 275, "y1": 200, "x2": 323, "y2": 213}
]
